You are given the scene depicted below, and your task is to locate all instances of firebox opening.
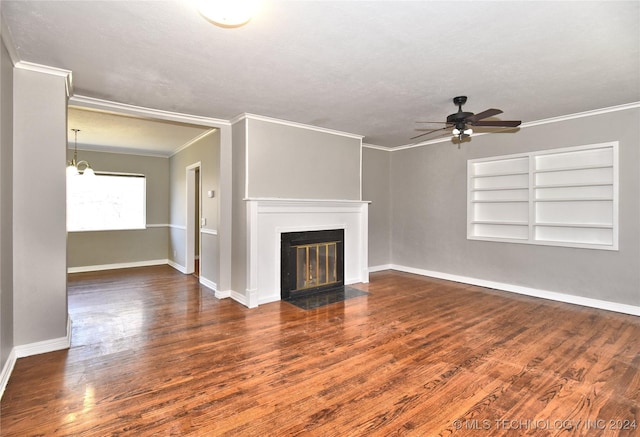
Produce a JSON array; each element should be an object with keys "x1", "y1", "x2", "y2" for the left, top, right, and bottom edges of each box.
[{"x1": 281, "y1": 229, "x2": 344, "y2": 300}]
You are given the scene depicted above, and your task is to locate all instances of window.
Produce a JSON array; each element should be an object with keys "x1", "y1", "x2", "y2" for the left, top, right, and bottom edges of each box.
[
  {"x1": 67, "y1": 173, "x2": 146, "y2": 232},
  {"x1": 467, "y1": 142, "x2": 618, "y2": 250}
]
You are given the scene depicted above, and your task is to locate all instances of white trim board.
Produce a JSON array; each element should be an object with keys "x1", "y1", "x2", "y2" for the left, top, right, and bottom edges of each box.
[
  {"x1": 216, "y1": 289, "x2": 232, "y2": 300},
  {"x1": 14, "y1": 316, "x2": 72, "y2": 358},
  {"x1": 0, "y1": 349, "x2": 16, "y2": 400},
  {"x1": 68, "y1": 259, "x2": 169, "y2": 273},
  {"x1": 1, "y1": 317, "x2": 72, "y2": 400},
  {"x1": 368, "y1": 264, "x2": 393, "y2": 273},
  {"x1": 230, "y1": 113, "x2": 364, "y2": 140},
  {"x1": 168, "y1": 259, "x2": 187, "y2": 274},
  {"x1": 199, "y1": 276, "x2": 217, "y2": 292},
  {"x1": 15, "y1": 61, "x2": 73, "y2": 97},
  {"x1": 171, "y1": 129, "x2": 217, "y2": 157},
  {"x1": 69, "y1": 95, "x2": 229, "y2": 128},
  {"x1": 387, "y1": 264, "x2": 640, "y2": 316}
]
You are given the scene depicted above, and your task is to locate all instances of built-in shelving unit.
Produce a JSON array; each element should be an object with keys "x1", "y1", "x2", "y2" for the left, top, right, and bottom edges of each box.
[{"x1": 468, "y1": 142, "x2": 618, "y2": 250}]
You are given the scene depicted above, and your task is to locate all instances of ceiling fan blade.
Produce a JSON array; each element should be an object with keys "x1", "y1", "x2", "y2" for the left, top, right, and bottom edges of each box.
[
  {"x1": 472, "y1": 120, "x2": 522, "y2": 127},
  {"x1": 410, "y1": 126, "x2": 450, "y2": 140},
  {"x1": 467, "y1": 108, "x2": 502, "y2": 123},
  {"x1": 415, "y1": 121, "x2": 450, "y2": 124}
]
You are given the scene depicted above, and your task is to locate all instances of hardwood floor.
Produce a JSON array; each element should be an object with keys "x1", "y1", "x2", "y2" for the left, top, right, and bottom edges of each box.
[{"x1": 2, "y1": 266, "x2": 638, "y2": 436}]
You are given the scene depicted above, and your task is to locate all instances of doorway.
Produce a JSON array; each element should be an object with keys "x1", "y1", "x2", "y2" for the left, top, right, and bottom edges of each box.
[{"x1": 185, "y1": 162, "x2": 202, "y2": 276}]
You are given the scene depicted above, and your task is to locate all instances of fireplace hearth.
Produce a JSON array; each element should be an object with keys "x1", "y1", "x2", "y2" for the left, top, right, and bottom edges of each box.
[{"x1": 281, "y1": 229, "x2": 344, "y2": 300}]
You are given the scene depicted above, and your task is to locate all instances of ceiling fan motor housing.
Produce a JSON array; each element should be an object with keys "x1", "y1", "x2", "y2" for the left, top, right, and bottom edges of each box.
[
  {"x1": 447, "y1": 96, "x2": 473, "y2": 125},
  {"x1": 447, "y1": 112, "x2": 474, "y2": 124}
]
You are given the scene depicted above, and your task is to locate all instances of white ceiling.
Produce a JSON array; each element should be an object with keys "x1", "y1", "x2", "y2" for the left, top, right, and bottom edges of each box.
[{"x1": 3, "y1": 1, "x2": 639, "y2": 151}]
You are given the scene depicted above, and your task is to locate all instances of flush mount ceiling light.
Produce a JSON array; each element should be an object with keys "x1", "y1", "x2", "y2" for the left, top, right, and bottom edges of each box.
[
  {"x1": 196, "y1": 0, "x2": 261, "y2": 28},
  {"x1": 66, "y1": 128, "x2": 95, "y2": 178}
]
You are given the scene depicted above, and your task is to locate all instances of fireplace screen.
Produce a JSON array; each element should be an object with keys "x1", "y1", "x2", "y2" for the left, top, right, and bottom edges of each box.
[
  {"x1": 281, "y1": 229, "x2": 344, "y2": 299},
  {"x1": 294, "y1": 241, "x2": 339, "y2": 291}
]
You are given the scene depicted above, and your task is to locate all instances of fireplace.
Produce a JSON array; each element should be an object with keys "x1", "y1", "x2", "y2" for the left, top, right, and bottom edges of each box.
[
  {"x1": 242, "y1": 199, "x2": 368, "y2": 308},
  {"x1": 280, "y1": 229, "x2": 344, "y2": 300}
]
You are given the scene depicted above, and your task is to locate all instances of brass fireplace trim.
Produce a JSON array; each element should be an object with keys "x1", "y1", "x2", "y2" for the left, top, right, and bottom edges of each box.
[{"x1": 293, "y1": 241, "x2": 339, "y2": 292}]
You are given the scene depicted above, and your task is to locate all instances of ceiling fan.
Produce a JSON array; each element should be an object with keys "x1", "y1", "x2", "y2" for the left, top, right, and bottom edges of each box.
[{"x1": 412, "y1": 96, "x2": 522, "y2": 143}]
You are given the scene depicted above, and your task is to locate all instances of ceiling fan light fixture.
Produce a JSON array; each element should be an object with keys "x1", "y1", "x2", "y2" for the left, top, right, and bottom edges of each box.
[
  {"x1": 412, "y1": 96, "x2": 521, "y2": 144},
  {"x1": 197, "y1": 0, "x2": 260, "y2": 28}
]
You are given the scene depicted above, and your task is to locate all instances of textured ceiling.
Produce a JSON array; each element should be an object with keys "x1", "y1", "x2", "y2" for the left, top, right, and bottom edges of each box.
[{"x1": 3, "y1": 1, "x2": 639, "y2": 151}]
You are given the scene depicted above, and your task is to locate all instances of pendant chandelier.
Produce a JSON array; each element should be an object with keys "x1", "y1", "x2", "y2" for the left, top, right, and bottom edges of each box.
[{"x1": 66, "y1": 128, "x2": 95, "y2": 177}]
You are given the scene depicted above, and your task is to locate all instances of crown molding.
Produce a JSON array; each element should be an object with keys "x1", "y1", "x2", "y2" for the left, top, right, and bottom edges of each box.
[
  {"x1": 14, "y1": 61, "x2": 73, "y2": 97},
  {"x1": 71, "y1": 144, "x2": 171, "y2": 158},
  {"x1": 229, "y1": 112, "x2": 247, "y2": 125},
  {"x1": 392, "y1": 101, "x2": 640, "y2": 152},
  {"x1": 363, "y1": 143, "x2": 393, "y2": 152},
  {"x1": 171, "y1": 128, "x2": 217, "y2": 157},
  {"x1": 1, "y1": 14, "x2": 20, "y2": 66},
  {"x1": 232, "y1": 112, "x2": 364, "y2": 140},
  {"x1": 519, "y1": 101, "x2": 640, "y2": 129},
  {"x1": 69, "y1": 95, "x2": 231, "y2": 128}
]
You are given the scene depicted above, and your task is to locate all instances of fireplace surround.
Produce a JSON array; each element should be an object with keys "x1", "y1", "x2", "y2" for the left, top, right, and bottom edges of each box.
[{"x1": 242, "y1": 199, "x2": 369, "y2": 308}]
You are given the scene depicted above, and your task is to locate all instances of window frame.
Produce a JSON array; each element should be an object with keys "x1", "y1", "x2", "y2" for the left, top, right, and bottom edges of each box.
[{"x1": 67, "y1": 171, "x2": 147, "y2": 232}]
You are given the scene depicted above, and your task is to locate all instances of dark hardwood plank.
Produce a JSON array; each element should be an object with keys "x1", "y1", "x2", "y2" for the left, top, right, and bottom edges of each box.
[{"x1": 1, "y1": 266, "x2": 638, "y2": 436}]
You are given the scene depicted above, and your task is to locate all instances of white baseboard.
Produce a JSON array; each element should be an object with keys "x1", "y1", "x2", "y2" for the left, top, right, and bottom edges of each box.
[
  {"x1": 199, "y1": 276, "x2": 217, "y2": 292},
  {"x1": 2, "y1": 316, "x2": 72, "y2": 400},
  {"x1": 389, "y1": 264, "x2": 640, "y2": 317},
  {"x1": 0, "y1": 348, "x2": 16, "y2": 400},
  {"x1": 368, "y1": 264, "x2": 392, "y2": 273},
  {"x1": 14, "y1": 316, "x2": 72, "y2": 358},
  {"x1": 68, "y1": 259, "x2": 169, "y2": 273},
  {"x1": 230, "y1": 290, "x2": 248, "y2": 307},
  {"x1": 167, "y1": 259, "x2": 187, "y2": 274},
  {"x1": 215, "y1": 289, "x2": 231, "y2": 299}
]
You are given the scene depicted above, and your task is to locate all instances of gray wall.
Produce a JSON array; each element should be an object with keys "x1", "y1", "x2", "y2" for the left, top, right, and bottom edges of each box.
[
  {"x1": 230, "y1": 117, "x2": 364, "y2": 300},
  {"x1": 362, "y1": 146, "x2": 391, "y2": 268},
  {"x1": 246, "y1": 118, "x2": 361, "y2": 200},
  {"x1": 13, "y1": 68, "x2": 68, "y2": 345},
  {"x1": 231, "y1": 119, "x2": 247, "y2": 296},
  {"x1": 67, "y1": 150, "x2": 169, "y2": 268},
  {"x1": 0, "y1": 16, "x2": 14, "y2": 371},
  {"x1": 389, "y1": 108, "x2": 640, "y2": 306},
  {"x1": 169, "y1": 130, "x2": 220, "y2": 283}
]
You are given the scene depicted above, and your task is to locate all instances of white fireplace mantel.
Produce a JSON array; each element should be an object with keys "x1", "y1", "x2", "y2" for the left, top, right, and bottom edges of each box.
[{"x1": 244, "y1": 198, "x2": 370, "y2": 307}]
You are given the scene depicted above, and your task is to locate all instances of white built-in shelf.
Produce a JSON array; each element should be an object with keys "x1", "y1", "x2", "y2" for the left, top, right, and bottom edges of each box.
[
  {"x1": 472, "y1": 199, "x2": 529, "y2": 204},
  {"x1": 533, "y1": 164, "x2": 613, "y2": 174},
  {"x1": 534, "y1": 197, "x2": 613, "y2": 202},
  {"x1": 471, "y1": 186, "x2": 529, "y2": 192},
  {"x1": 467, "y1": 142, "x2": 618, "y2": 250},
  {"x1": 471, "y1": 220, "x2": 529, "y2": 226},
  {"x1": 472, "y1": 170, "x2": 529, "y2": 178},
  {"x1": 534, "y1": 222, "x2": 613, "y2": 229},
  {"x1": 534, "y1": 182, "x2": 613, "y2": 189}
]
